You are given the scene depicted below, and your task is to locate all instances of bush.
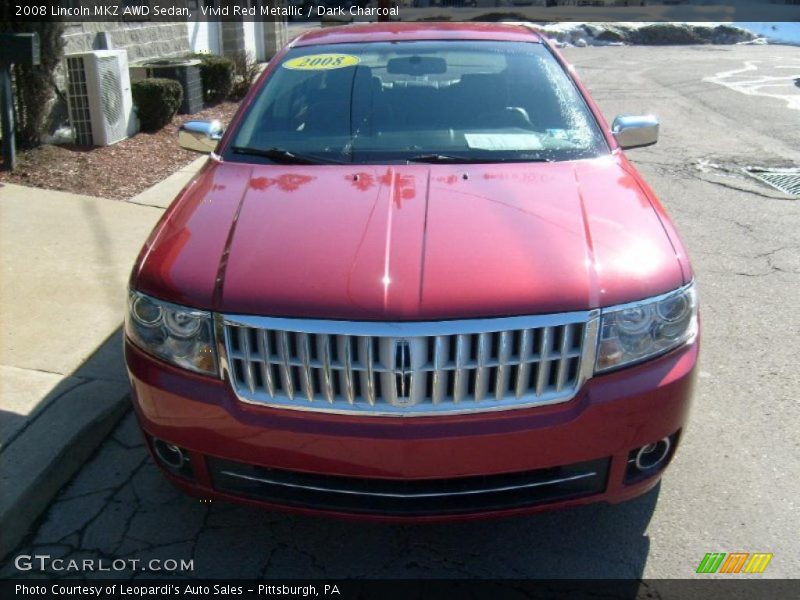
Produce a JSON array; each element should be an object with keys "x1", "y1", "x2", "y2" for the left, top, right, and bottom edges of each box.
[
  {"x1": 132, "y1": 78, "x2": 183, "y2": 132},
  {"x1": 0, "y1": 22, "x2": 65, "y2": 150},
  {"x1": 228, "y1": 51, "x2": 261, "y2": 101},
  {"x1": 195, "y1": 55, "x2": 234, "y2": 104}
]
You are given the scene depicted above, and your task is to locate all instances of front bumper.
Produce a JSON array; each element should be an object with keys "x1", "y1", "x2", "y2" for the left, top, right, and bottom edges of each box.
[{"x1": 126, "y1": 338, "x2": 697, "y2": 520}]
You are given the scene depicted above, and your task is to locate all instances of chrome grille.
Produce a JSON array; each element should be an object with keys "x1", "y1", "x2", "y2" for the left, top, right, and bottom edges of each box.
[{"x1": 220, "y1": 313, "x2": 598, "y2": 416}]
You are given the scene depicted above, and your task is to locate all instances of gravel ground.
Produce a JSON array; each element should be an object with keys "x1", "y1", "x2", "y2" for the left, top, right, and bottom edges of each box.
[{"x1": 0, "y1": 102, "x2": 239, "y2": 200}]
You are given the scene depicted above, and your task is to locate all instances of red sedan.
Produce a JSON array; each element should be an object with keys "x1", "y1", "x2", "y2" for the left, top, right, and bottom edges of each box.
[{"x1": 125, "y1": 23, "x2": 698, "y2": 520}]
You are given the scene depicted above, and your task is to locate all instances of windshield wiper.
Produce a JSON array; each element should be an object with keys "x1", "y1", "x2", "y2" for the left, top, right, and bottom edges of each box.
[
  {"x1": 407, "y1": 154, "x2": 554, "y2": 164},
  {"x1": 406, "y1": 154, "x2": 480, "y2": 164},
  {"x1": 232, "y1": 146, "x2": 344, "y2": 165}
]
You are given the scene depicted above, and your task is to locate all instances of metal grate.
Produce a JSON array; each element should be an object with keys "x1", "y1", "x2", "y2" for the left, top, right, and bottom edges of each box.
[
  {"x1": 66, "y1": 57, "x2": 93, "y2": 146},
  {"x1": 221, "y1": 313, "x2": 598, "y2": 416},
  {"x1": 745, "y1": 168, "x2": 800, "y2": 197},
  {"x1": 144, "y1": 63, "x2": 204, "y2": 114}
]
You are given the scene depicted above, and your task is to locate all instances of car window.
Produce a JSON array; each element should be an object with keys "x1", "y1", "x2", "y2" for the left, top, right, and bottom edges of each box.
[{"x1": 229, "y1": 40, "x2": 608, "y2": 164}]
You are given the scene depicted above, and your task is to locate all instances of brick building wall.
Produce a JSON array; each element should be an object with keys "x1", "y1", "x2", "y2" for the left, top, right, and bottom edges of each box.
[{"x1": 62, "y1": 22, "x2": 191, "y2": 62}]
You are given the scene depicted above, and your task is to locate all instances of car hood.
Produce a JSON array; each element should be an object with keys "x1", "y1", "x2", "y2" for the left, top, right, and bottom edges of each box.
[{"x1": 134, "y1": 156, "x2": 688, "y2": 319}]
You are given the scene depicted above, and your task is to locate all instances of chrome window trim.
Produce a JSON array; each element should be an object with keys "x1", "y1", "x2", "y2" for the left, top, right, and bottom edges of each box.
[{"x1": 216, "y1": 310, "x2": 600, "y2": 417}]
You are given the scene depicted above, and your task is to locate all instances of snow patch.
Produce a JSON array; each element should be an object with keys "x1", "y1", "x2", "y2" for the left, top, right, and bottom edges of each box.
[{"x1": 523, "y1": 22, "x2": 759, "y2": 48}]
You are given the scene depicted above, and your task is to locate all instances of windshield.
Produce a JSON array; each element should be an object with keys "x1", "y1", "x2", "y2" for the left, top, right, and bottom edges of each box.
[{"x1": 228, "y1": 41, "x2": 608, "y2": 164}]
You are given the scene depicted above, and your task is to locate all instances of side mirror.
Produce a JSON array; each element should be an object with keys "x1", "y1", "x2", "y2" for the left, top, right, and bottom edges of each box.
[
  {"x1": 611, "y1": 115, "x2": 659, "y2": 149},
  {"x1": 178, "y1": 120, "x2": 224, "y2": 153}
]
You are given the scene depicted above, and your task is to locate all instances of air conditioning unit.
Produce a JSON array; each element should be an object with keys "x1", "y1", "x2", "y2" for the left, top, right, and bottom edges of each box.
[
  {"x1": 64, "y1": 50, "x2": 137, "y2": 146},
  {"x1": 131, "y1": 58, "x2": 204, "y2": 115}
]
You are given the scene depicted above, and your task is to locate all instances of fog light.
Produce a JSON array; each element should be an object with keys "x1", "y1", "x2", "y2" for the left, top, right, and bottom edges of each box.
[
  {"x1": 153, "y1": 439, "x2": 185, "y2": 468},
  {"x1": 635, "y1": 438, "x2": 670, "y2": 470},
  {"x1": 152, "y1": 438, "x2": 194, "y2": 480},
  {"x1": 625, "y1": 433, "x2": 677, "y2": 484}
]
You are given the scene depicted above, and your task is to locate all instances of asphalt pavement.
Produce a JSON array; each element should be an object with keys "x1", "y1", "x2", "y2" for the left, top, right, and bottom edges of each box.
[{"x1": 2, "y1": 44, "x2": 798, "y2": 580}]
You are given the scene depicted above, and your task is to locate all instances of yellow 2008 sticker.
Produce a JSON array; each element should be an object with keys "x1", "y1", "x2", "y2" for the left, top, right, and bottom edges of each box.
[{"x1": 283, "y1": 54, "x2": 360, "y2": 71}]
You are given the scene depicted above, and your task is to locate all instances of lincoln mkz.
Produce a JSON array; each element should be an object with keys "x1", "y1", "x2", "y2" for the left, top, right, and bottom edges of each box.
[{"x1": 125, "y1": 23, "x2": 698, "y2": 519}]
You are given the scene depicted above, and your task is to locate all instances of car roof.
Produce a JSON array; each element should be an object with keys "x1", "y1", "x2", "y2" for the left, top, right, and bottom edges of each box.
[{"x1": 292, "y1": 22, "x2": 544, "y2": 47}]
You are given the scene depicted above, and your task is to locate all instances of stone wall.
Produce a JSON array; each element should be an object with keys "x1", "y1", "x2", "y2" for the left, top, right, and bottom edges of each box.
[
  {"x1": 220, "y1": 20, "x2": 246, "y2": 57},
  {"x1": 257, "y1": 1, "x2": 289, "y2": 60},
  {"x1": 260, "y1": 19, "x2": 288, "y2": 60},
  {"x1": 62, "y1": 22, "x2": 190, "y2": 63}
]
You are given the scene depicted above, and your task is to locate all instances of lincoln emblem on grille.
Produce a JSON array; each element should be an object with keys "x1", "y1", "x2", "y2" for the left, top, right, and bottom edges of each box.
[{"x1": 394, "y1": 339, "x2": 412, "y2": 401}]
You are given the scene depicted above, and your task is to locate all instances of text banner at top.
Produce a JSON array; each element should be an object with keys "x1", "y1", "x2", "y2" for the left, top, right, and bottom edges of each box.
[{"x1": 3, "y1": 0, "x2": 800, "y2": 23}]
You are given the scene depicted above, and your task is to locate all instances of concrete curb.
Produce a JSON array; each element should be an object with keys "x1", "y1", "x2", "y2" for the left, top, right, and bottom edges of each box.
[
  {"x1": 127, "y1": 156, "x2": 207, "y2": 208},
  {"x1": 0, "y1": 380, "x2": 130, "y2": 559}
]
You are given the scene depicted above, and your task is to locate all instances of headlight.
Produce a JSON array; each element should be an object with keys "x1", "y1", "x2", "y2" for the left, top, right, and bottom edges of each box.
[
  {"x1": 126, "y1": 291, "x2": 218, "y2": 376},
  {"x1": 596, "y1": 283, "x2": 697, "y2": 372}
]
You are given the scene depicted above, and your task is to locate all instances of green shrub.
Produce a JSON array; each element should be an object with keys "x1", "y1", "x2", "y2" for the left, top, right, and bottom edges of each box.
[
  {"x1": 195, "y1": 55, "x2": 234, "y2": 104},
  {"x1": 228, "y1": 50, "x2": 260, "y2": 101},
  {"x1": 132, "y1": 78, "x2": 183, "y2": 132}
]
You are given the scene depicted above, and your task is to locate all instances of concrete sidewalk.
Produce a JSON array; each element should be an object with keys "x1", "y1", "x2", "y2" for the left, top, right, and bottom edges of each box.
[{"x1": 0, "y1": 157, "x2": 206, "y2": 558}]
